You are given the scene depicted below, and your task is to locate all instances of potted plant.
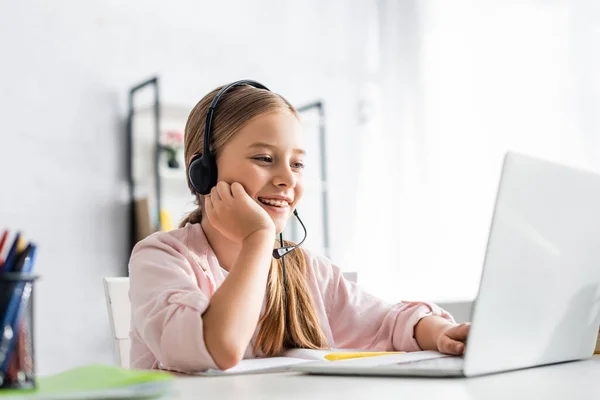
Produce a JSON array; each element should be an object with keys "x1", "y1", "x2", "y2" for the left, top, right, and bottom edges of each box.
[{"x1": 160, "y1": 130, "x2": 184, "y2": 169}]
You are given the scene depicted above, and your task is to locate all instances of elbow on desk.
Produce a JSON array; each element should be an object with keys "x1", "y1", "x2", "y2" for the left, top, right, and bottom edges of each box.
[
  {"x1": 155, "y1": 328, "x2": 245, "y2": 371},
  {"x1": 203, "y1": 326, "x2": 248, "y2": 371},
  {"x1": 213, "y1": 350, "x2": 243, "y2": 371},
  {"x1": 155, "y1": 343, "x2": 238, "y2": 373},
  {"x1": 206, "y1": 338, "x2": 245, "y2": 371},
  {"x1": 156, "y1": 342, "x2": 221, "y2": 373},
  {"x1": 154, "y1": 325, "x2": 243, "y2": 372}
]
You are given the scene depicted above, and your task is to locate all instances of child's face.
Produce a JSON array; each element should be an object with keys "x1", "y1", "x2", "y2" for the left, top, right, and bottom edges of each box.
[{"x1": 216, "y1": 111, "x2": 306, "y2": 234}]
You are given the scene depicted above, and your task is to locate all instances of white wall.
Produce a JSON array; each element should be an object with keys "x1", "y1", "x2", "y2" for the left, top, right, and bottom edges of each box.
[
  {"x1": 0, "y1": 0, "x2": 372, "y2": 374},
  {"x1": 416, "y1": 0, "x2": 600, "y2": 302},
  {"x1": 346, "y1": 0, "x2": 600, "y2": 304}
]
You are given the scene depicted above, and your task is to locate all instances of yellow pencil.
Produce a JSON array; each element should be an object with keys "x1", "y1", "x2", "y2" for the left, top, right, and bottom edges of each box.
[{"x1": 325, "y1": 351, "x2": 404, "y2": 361}]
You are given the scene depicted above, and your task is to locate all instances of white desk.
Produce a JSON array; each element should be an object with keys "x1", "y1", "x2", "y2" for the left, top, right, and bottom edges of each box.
[{"x1": 172, "y1": 355, "x2": 600, "y2": 400}]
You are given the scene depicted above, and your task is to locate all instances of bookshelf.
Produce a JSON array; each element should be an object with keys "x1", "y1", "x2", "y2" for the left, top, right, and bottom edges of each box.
[{"x1": 126, "y1": 77, "x2": 194, "y2": 256}]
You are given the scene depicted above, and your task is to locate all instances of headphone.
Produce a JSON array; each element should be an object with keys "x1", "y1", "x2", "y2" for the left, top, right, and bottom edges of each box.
[
  {"x1": 187, "y1": 80, "x2": 307, "y2": 268},
  {"x1": 188, "y1": 80, "x2": 270, "y2": 195}
]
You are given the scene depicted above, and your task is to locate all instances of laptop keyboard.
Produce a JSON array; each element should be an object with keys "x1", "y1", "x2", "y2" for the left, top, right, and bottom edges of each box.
[{"x1": 393, "y1": 356, "x2": 464, "y2": 371}]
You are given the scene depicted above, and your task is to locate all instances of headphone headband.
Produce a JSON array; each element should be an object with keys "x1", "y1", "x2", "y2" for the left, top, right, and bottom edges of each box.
[{"x1": 189, "y1": 80, "x2": 270, "y2": 195}]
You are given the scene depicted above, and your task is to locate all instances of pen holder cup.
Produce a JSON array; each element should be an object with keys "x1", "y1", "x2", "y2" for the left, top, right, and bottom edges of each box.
[{"x1": 0, "y1": 274, "x2": 38, "y2": 390}]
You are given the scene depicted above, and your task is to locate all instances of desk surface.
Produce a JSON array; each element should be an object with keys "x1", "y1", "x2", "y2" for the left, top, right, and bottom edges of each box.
[{"x1": 172, "y1": 355, "x2": 600, "y2": 400}]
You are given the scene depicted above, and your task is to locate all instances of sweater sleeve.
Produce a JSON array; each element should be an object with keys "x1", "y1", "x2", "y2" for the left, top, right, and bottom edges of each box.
[
  {"x1": 128, "y1": 233, "x2": 219, "y2": 372},
  {"x1": 309, "y1": 254, "x2": 455, "y2": 352}
]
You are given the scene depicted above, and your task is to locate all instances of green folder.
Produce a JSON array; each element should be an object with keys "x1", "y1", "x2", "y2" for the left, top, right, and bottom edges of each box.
[{"x1": 0, "y1": 364, "x2": 175, "y2": 399}]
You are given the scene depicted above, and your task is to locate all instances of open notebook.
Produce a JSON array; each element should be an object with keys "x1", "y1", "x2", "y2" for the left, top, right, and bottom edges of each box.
[
  {"x1": 163, "y1": 349, "x2": 404, "y2": 376},
  {"x1": 1, "y1": 364, "x2": 174, "y2": 400}
]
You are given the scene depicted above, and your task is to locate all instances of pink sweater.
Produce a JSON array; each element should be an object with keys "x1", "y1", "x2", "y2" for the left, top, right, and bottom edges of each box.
[{"x1": 128, "y1": 223, "x2": 454, "y2": 371}]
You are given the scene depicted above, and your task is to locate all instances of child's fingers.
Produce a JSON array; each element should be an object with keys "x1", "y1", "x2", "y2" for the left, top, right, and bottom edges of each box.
[
  {"x1": 446, "y1": 323, "x2": 470, "y2": 341},
  {"x1": 230, "y1": 182, "x2": 248, "y2": 199},
  {"x1": 439, "y1": 336, "x2": 465, "y2": 355},
  {"x1": 216, "y1": 181, "x2": 233, "y2": 202},
  {"x1": 210, "y1": 186, "x2": 222, "y2": 202},
  {"x1": 438, "y1": 323, "x2": 470, "y2": 355},
  {"x1": 204, "y1": 195, "x2": 214, "y2": 221}
]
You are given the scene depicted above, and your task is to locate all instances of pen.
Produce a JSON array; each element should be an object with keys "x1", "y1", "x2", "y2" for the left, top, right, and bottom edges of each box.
[
  {"x1": 324, "y1": 351, "x2": 404, "y2": 361},
  {"x1": 0, "y1": 230, "x2": 8, "y2": 268},
  {"x1": 1, "y1": 232, "x2": 20, "y2": 273}
]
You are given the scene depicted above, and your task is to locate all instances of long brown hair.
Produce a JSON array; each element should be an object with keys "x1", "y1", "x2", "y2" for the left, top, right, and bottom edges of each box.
[{"x1": 180, "y1": 83, "x2": 328, "y2": 356}]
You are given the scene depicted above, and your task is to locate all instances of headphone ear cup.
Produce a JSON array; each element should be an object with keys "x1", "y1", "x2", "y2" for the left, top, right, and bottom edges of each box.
[
  {"x1": 206, "y1": 155, "x2": 218, "y2": 193},
  {"x1": 188, "y1": 154, "x2": 218, "y2": 195}
]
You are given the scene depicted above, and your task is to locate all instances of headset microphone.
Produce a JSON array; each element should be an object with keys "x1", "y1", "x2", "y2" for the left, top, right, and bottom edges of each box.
[
  {"x1": 275, "y1": 209, "x2": 307, "y2": 294},
  {"x1": 273, "y1": 210, "x2": 306, "y2": 259}
]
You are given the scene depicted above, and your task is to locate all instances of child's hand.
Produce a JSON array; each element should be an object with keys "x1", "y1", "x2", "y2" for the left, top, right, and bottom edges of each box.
[
  {"x1": 436, "y1": 322, "x2": 470, "y2": 355},
  {"x1": 204, "y1": 181, "x2": 276, "y2": 244}
]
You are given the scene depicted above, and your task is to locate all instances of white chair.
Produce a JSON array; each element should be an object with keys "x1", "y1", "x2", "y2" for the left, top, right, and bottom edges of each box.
[
  {"x1": 103, "y1": 277, "x2": 131, "y2": 368},
  {"x1": 102, "y1": 272, "x2": 358, "y2": 368}
]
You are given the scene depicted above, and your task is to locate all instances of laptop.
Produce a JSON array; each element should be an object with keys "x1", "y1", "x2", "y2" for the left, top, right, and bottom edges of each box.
[{"x1": 294, "y1": 152, "x2": 600, "y2": 378}]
